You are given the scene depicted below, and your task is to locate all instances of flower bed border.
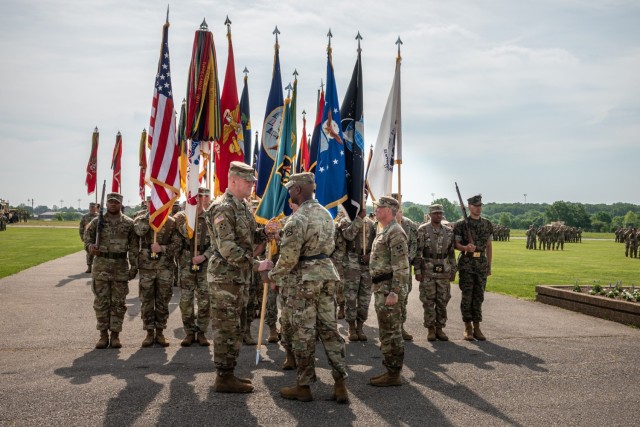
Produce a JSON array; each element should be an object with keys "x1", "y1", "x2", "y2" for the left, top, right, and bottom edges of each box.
[{"x1": 536, "y1": 285, "x2": 640, "y2": 327}]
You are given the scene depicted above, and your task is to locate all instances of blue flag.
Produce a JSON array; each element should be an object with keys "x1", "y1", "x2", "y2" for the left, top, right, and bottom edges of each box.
[
  {"x1": 315, "y1": 51, "x2": 347, "y2": 216},
  {"x1": 240, "y1": 73, "x2": 252, "y2": 165},
  {"x1": 256, "y1": 43, "x2": 284, "y2": 198},
  {"x1": 255, "y1": 83, "x2": 295, "y2": 223}
]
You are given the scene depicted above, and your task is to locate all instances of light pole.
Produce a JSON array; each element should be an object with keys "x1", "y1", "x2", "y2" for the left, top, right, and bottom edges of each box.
[
  {"x1": 77, "y1": 198, "x2": 81, "y2": 210},
  {"x1": 523, "y1": 193, "x2": 527, "y2": 205},
  {"x1": 60, "y1": 200, "x2": 64, "y2": 211},
  {"x1": 431, "y1": 193, "x2": 435, "y2": 202}
]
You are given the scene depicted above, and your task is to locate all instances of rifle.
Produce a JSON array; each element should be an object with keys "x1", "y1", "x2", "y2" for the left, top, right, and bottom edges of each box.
[
  {"x1": 95, "y1": 180, "x2": 106, "y2": 249},
  {"x1": 455, "y1": 182, "x2": 474, "y2": 246}
]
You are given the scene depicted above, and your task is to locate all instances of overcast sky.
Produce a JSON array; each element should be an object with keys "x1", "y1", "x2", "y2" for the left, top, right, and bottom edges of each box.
[{"x1": 1, "y1": 0, "x2": 639, "y2": 209}]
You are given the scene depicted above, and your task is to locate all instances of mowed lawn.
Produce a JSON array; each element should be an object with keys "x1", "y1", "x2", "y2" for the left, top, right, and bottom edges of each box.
[
  {"x1": 0, "y1": 227, "x2": 83, "y2": 279},
  {"x1": 485, "y1": 238, "x2": 638, "y2": 299}
]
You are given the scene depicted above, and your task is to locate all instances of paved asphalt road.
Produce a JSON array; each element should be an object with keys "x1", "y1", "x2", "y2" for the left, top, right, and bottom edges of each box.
[{"x1": 0, "y1": 251, "x2": 638, "y2": 427}]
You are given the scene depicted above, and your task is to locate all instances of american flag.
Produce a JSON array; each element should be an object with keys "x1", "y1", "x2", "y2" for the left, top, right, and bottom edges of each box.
[{"x1": 148, "y1": 21, "x2": 180, "y2": 231}]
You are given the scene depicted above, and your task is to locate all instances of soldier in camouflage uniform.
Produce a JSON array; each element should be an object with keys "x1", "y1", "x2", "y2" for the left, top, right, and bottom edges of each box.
[
  {"x1": 525, "y1": 225, "x2": 537, "y2": 250},
  {"x1": 206, "y1": 162, "x2": 271, "y2": 394},
  {"x1": 453, "y1": 194, "x2": 494, "y2": 341},
  {"x1": 414, "y1": 204, "x2": 456, "y2": 342},
  {"x1": 333, "y1": 209, "x2": 348, "y2": 319},
  {"x1": 628, "y1": 227, "x2": 638, "y2": 258},
  {"x1": 339, "y1": 207, "x2": 375, "y2": 341},
  {"x1": 369, "y1": 195, "x2": 409, "y2": 386},
  {"x1": 80, "y1": 203, "x2": 99, "y2": 273},
  {"x1": 239, "y1": 199, "x2": 262, "y2": 346},
  {"x1": 133, "y1": 210, "x2": 181, "y2": 347},
  {"x1": 266, "y1": 172, "x2": 349, "y2": 404},
  {"x1": 174, "y1": 187, "x2": 213, "y2": 347},
  {"x1": 171, "y1": 201, "x2": 181, "y2": 287},
  {"x1": 84, "y1": 193, "x2": 138, "y2": 349},
  {"x1": 391, "y1": 193, "x2": 418, "y2": 341}
]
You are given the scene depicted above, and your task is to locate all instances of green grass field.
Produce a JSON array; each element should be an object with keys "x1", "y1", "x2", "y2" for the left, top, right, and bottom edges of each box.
[
  {"x1": 1, "y1": 227, "x2": 636, "y2": 300},
  {"x1": 485, "y1": 239, "x2": 638, "y2": 299},
  {"x1": 0, "y1": 227, "x2": 83, "y2": 278}
]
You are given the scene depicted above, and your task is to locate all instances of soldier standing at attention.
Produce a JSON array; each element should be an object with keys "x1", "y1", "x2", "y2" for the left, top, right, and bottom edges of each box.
[
  {"x1": 84, "y1": 193, "x2": 138, "y2": 349},
  {"x1": 340, "y1": 206, "x2": 375, "y2": 342},
  {"x1": 414, "y1": 204, "x2": 456, "y2": 342},
  {"x1": 206, "y1": 161, "x2": 272, "y2": 394},
  {"x1": 174, "y1": 187, "x2": 213, "y2": 347},
  {"x1": 266, "y1": 172, "x2": 349, "y2": 404},
  {"x1": 369, "y1": 195, "x2": 409, "y2": 386},
  {"x1": 133, "y1": 210, "x2": 181, "y2": 347},
  {"x1": 453, "y1": 194, "x2": 494, "y2": 341},
  {"x1": 80, "y1": 202, "x2": 99, "y2": 273},
  {"x1": 391, "y1": 193, "x2": 417, "y2": 341}
]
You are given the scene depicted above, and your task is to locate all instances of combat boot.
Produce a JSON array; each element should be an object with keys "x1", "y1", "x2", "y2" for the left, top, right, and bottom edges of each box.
[
  {"x1": 181, "y1": 333, "x2": 195, "y2": 347},
  {"x1": 473, "y1": 322, "x2": 486, "y2": 341},
  {"x1": 347, "y1": 321, "x2": 359, "y2": 342},
  {"x1": 332, "y1": 378, "x2": 349, "y2": 404},
  {"x1": 282, "y1": 348, "x2": 297, "y2": 370},
  {"x1": 243, "y1": 324, "x2": 257, "y2": 345},
  {"x1": 356, "y1": 320, "x2": 367, "y2": 341},
  {"x1": 427, "y1": 327, "x2": 436, "y2": 342},
  {"x1": 110, "y1": 331, "x2": 122, "y2": 349},
  {"x1": 267, "y1": 324, "x2": 280, "y2": 343},
  {"x1": 85, "y1": 265, "x2": 92, "y2": 274},
  {"x1": 337, "y1": 303, "x2": 345, "y2": 319},
  {"x1": 280, "y1": 384, "x2": 312, "y2": 402},
  {"x1": 369, "y1": 370, "x2": 402, "y2": 387},
  {"x1": 435, "y1": 327, "x2": 449, "y2": 341},
  {"x1": 141, "y1": 330, "x2": 155, "y2": 347},
  {"x1": 213, "y1": 371, "x2": 254, "y2": 393},
  {"x1": 463, "y1": 322, "x2": 475, "y2": 341},
  {"x1": 196, "y1": 332, "x2": 210, "y2": 346},
  {"x1": 95, "y1": 330, "x2": 109, "y2": 349},
  {"x1": 401, "y1": 327, "x2": 413, "y2": 341},
  {"x1": 155, "y1": 329, "x2": 169, "y2": 347}
]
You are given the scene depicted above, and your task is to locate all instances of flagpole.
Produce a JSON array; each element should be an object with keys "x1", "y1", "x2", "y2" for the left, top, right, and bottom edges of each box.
[
  {"x1": 95, "y1": 127, "x2": 99, "y2": 205},
  {"x1": 395, "y1": 37, "x2": 403, "y2": 207},
  {"x1": 256, "y1": 243, "x2": 273, "y2": 364}
]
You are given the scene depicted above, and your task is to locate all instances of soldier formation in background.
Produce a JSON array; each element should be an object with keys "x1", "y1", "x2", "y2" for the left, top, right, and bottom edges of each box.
[
  {"x1": 526, "y1": 224, "x2": 582, "y2": 250},
  {"x1": 616, "y1": 227, "x2": 639, "y2": 258},
  {"x1": 82, "y1": 166, "x2": 498, "y2": 401}
]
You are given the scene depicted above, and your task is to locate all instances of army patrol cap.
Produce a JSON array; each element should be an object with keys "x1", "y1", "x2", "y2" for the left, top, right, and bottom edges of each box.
[
  {"x1": 107, "y1": 193, "x2": 123, "y2": 203},
  {"x1": 229, "y1": 161, "x2": 256, "y2": 182},
  {"x1": 198, "y1": 187, "x2": 210, "y2": 196},
  {"x1": 89, "y1": 202, "x2": 98, "y2": 208},
  {"x1": 429, "y1": 204, "x2": 444, "y2": 214},
  {"x1": 467, "y1": 194, "x2": 483, "y2": 206},
  {"x1": 284, "y1": 172, "x2": 315, "y2": 189},
  {"x1": 374, "y1": 195, "x2": 399, "y2": 209}
]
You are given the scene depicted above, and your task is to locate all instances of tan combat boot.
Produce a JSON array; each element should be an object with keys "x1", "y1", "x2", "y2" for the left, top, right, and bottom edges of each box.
[
  {"x1": 196, "y1": 332, "x2": 210, "y2": 346},
  {"x1": 155, "y1": 329, "x2": 169, "y2": 347},
  {"x1": 280, "y1": 384, "x2": 313, "y2": 402},
  {"x1": 369, "y1": 370, "x2": 402, "y2": 387},
  {"x1": 427, "y1": 327, "x2": 436, "y2": 342},
  {"x1": 401, "y1": 327, "x2": 413, "y2": 341},
  {"x1": 332, "y1": 378, "x2": 349, "y2": 404},
  {"x1": 85, "y1": 265, "x2": 92, "y2": 274},
  {"x1": 356, "y1": 320, "x2": 367, "y2": 341},
  {"x1": 463, "y1": 322, "x2": 475, "y2": 341},
  {"x1": 181, "y1": 333, "x2": 195, "y2": 347},
  {"x1": 473, "y1": 322, "x2": 486, "y2": 341},
  {"x1": 435, "y1": 327, "x2": 449, "y2": 341},
  {"x1": 282, "y1": 348, "x2": 297, "y2": 370},
  {"x1": 347, "y1": 321, "x2": 359, "y2": 342},
  {"x1": 243, "y1": 323, "x2": 257, "y2": 345},
  {"x1": 110, "y1": 331, "x2": 122, "y2": 349},
  {"x1": 337, "y1": 303, "x2": 345, "y2": 319},
  {"x1": 141, "y1": 330, "x2": 155, "y2": 347},
  {"x1": 267, "y1": 324, "x2": 280, "y2": 343},
  {"x1": 213, "y1": 371, "x2": 254, "y2": 393},
  {"x1": 95, "y1": 330, "x2": 109, "y2": 349}
]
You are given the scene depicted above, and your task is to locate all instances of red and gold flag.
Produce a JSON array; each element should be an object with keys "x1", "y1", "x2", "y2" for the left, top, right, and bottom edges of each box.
[
  {"x1": 111, "y1": 132, "x2": 123, "y2": 193},
  {"x1": 85, "y1": 128, "x2": 99, "y2": 195}
]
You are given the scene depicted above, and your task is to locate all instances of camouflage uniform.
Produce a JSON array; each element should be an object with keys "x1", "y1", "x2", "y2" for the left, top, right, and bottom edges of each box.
[
  {"x1": 79, "y1": 210, "x2": 98, "y2": 269},
  {"x1": 206, "y1": 189, "x2": 264, "y2": 372},
  {"x1": 174, "y1": 210, "x2": 212, "y2": 337},
  {"x1": 398, "y1": 216, "x2": 417, "y2": 326},
  {"x1": 340, "y1": 215, "x2": 375, "y2": 324},
  {"x1": 133, "y1": 213, "x2": 181, "y2": 331},
  {"x1": 84, "y1": 206, "x2": 138, "y2": 334},
  {"x1": 414, "y1": 220, "x2": 456, "y2": 329},
  {"x1": 453, "y1": 216, "x2": 494, "y2": 323},
  {"x1": 332, "y1": 219, "x2": 347, "y2": 313},
  {"x1": 268, "y1": 198, "x2": 347, "y2": 386},
  {"x1": 369, "y1": 215, "x2": 409, "y2": 373}
]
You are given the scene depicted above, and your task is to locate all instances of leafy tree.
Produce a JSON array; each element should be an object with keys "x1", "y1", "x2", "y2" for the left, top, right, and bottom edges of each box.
[
  {"x1": 623, "y1": 211, "x2": 638, "y2": 227},
  {"x1": 498, "y1": 212, "x2": 512, "y2": 227},
  {"x1": 611, "y1": 216, "x2": 624, "y2": 229},
  {"x1": 433, "y1": 198, "x2": 460, "y2": 223},
  {"x1": 404, "y1": 205, "x2": 425, "y2": 223}
]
